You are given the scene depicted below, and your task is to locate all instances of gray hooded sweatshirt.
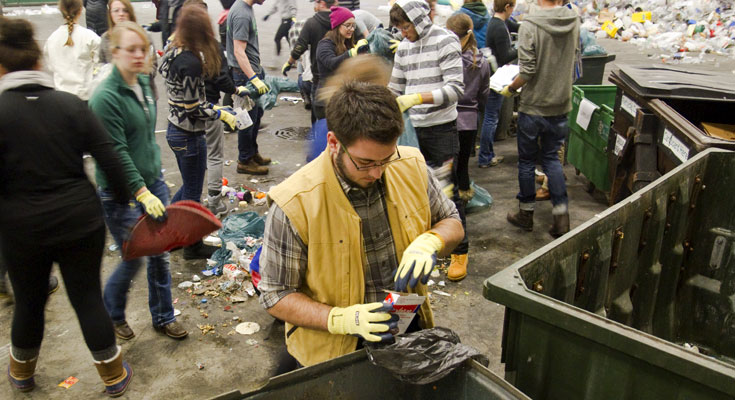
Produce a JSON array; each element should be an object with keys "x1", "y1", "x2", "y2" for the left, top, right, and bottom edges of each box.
[
  {"x1": 388, "y1": 0, "x2": 464, "y2": 128},
  {"x1": 517, "y1": 5, "x2": 580, "y2": 116}
]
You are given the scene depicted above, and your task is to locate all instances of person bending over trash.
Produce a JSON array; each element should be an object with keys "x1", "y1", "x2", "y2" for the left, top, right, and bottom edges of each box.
[{"x1": 258, "y1": 81, "x2": 464, "y2": 374}]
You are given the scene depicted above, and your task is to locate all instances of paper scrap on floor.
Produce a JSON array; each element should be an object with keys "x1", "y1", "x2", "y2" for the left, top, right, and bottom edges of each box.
[{"x1": 490, "y1": 64, "x2": 520, "y2": 92}]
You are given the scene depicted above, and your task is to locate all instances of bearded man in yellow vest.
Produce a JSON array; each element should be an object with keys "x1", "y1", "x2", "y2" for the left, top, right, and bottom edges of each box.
[{"x1": 258, "y1": 81, "x2": 464, "y2": 374}]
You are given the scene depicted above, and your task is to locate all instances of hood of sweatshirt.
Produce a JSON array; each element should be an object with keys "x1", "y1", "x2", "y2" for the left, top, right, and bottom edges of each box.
[
  {"x1": 396, "y1": 0, "x2": 432, "y2": 38},
  {"x1": 461, "y1": 2, "x2": 490, "y2": 23},
  {"x1": 315, "y1": 10, "x2": 332, "y2": 31},
  {"x1": 523, "y1": 6, "x2": 578, "y2": 36},
  {"x1": 0, "y1": 70, "x2": 54, "y2": 95}
]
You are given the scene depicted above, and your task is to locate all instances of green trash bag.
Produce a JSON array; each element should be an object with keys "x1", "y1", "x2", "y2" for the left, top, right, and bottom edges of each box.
[
  {"x1": 243, "y1": 75, "x2": 300, "y2": 110},
  {"x1": 466, "y1": 182, "x2": 493, "y2": 214},
  {"x1": 217, "y1": 211, "x2": 266, "y2": 250}
]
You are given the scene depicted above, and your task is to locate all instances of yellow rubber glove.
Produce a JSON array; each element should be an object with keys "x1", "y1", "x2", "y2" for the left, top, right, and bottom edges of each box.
[
  {"x1": 281, "y1": 61, "x2": 293, "y2": 76},
  {"x1": 499, "y1": 85, "x2": 515, "y2": 98},
  {"x1": 348, "y1": 39, "x2": 369, "y2": 57},
  {"x1": 394, "y1": 231, "x2": 444, "y2": 291},
  {"x1": 249, "y1": 76, "x2": 269, "y2": 95},
  {"x1": 135, "y1": 190, "x2": 167, "y2": 222},
  {"x1": 396, "y1": 93, "x2": 423, "y2": 113},
  {"x1": 389, "y1": 39, "x2": 400, "y2": 53},
  {"x1": 327, "y1": 302, "x2": 398, "y2": 343},
  {"x1": 217, "y1": 109, "x2": 237, "y2": 131},
  {"x1": 235, "y1": 86, "x2": 249, "y2": 96}
]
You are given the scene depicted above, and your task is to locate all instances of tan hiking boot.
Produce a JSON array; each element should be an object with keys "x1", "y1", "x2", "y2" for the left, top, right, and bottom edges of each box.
[
  {"x1": 237, "y1": 159, "x2": 269, "y2": 175},
  {"x1": 535, "y1": 187, "x2": 550, "y2": 201},
  {"x1": 447, "y1": 254, "x2": 468, "y2": 281},
  {"x1": 8, "y1": 353, "x2": 36, "y2": 392},
  {"x1": 94, "y1": 349, "x2": 133, "y2": 397}
]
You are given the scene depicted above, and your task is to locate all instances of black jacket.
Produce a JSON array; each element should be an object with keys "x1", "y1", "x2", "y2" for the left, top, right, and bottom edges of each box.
[
  {"x1": 486, "y1": 17, "x2": 519, "y2": 67},
  {"x1": 205, "y1": 44, "x2": 237, "y2": 104},
  {"x1": 0, "y1": 83, "x2": 129, "y2": 245}
]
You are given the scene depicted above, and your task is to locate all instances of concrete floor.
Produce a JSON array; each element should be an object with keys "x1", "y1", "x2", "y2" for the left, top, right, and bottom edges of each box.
[{"x1": 2, "y1": 1, "x2": 735, "y2": 399}]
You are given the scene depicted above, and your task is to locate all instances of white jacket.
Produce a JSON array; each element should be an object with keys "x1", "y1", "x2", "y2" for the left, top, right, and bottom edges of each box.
[{"x1": 44, "y1": 24, "x2": 101, "y2": 100}]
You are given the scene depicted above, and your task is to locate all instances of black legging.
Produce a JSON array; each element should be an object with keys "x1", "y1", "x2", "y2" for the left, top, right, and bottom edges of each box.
[
  {"x1": 3, "y1": 226, "x2": 115, "y2": 352},
  {"x1": 457, "y1": 129, "x2": 478, "y2": 191},
  {"x1": 274, "y1": 18, "x2": 293, "y2": 55}
]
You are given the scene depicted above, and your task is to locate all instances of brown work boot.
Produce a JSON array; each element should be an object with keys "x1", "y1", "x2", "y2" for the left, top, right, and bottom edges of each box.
[
  {"x1": 252, "y1": 153, "x2": 271, "y2": 166},
  {"x1": 549, "y1": 213, "x2": 570, "y2": 238},
  {"x1": 507, "y1": 209, "x2": 534, "y2": 231},
  {"x1": 113, "y1": 321, "x2": 135, "y2": 340},
  {"x1": 237, "y1": 159, "x2": 268, "y2": 175},
  {"x1": 535, "y1": 187, "x2": 550, "y2": 201},
  {"x1": 154, "y1": 321, "x2": 188, "y2": 340},
  {"x1": 8, "y1": 353, "x2": 36, "y2": 392},
  {"x1": 447, "y1": 254, "x2": 468, "y2": 281},
  {"x1": 94, "y1": 349, "x2": 133, "y2": 397}
]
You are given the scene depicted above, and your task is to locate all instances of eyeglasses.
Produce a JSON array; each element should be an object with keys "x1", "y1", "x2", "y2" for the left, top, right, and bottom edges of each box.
[
  {"x1": 338, "y1": 139, "x2": 401, "y2": 171},
  {"x1": 342, "y1": 23, "x2": 356, "y2": 30},
  {"x1": 397, "y1": 23, "x2": 413, "y2": 33}
]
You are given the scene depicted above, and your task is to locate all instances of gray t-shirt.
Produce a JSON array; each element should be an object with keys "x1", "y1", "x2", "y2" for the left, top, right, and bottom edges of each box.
[{"x1": 226, "y1": 0, "x2": 262, "y2": 74}]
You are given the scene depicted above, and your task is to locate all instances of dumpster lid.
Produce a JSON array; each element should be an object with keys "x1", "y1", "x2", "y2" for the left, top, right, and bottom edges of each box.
[{"x1": 612, "y1": 64, "x2": 735, "y2": 101}]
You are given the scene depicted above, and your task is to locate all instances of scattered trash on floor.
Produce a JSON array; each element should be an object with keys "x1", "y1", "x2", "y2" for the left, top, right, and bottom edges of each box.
[
  {"x1": 197, "y1": 324, "x2": 216, "y2": 335},
  {"x1": 174, "y1": 308, "x2": 181, "y2": 316},
  {"x1": 165, "y1": 181, "x2": 176, "y2": 188},
  {"x1": 433, "y1": 290, "x2": 451, "y2": 297},
  {"x1": 224, "y1": 160, "x2": 233, "y2": 166},
  {"x1": 196, "y1": 362, "x2": 205, "y2": 370},
  {"x1": 58, "y1": 376, "x2": 79, "y2": 389},
  {"x1": 178, "y1": 281, "x2": 193, "y2": 289},
  {"x1": 235, "y1": 322, "x2": 260, "y2": 335},
  {"x1": 108, "y1": 244, "x2": 119, "y2": 252},
  {"x1": 246, "y1": 339, "x2": 258, "y2": 345},
  {"x1": 280, "y1": 96, "x2": 304, "y2": 104},
  {"x1": 192, "y1": 274, "x2": 201, "y2": 282}
]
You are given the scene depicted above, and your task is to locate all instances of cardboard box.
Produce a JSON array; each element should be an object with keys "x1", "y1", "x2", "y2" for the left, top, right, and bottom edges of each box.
[
  {"x1": 701, "y1": 122, "x2": 735, "y2": 141},
  {"x1": 384, "y1": 291, "x2": 426, "y2": 335}
]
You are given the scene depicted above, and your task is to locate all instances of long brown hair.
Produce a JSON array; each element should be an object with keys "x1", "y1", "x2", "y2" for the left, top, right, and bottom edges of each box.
[
  {"x1": 107, "y1": 0, "x2": 137, "y2": 29},
  {"x1": 171, "y1": 5, "x2": 221, "y2": 78},
  {"x1": 58, "y1": 0, "x2": 82, "y2": 46},
  {"x1": 324, "y1": 23, "x2": 355, "y2": 56},
  {"x1": 0, "y1": 17, "x2": 42, "y2": 72},
  {"x1": 446, "y1": 13, "x2": 479, "y2": 68}
]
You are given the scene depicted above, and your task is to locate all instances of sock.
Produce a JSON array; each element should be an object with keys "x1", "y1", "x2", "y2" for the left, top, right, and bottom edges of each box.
[
  {"x1": 552, "y1": 203, "x2": 568, "y2": 215},
  {"x1": 92, "y1": 345, "x2": 120, "y2": 364},
  {"x1": 11, "y1": 346, "x2": 39, "y2": 362},
  {"x1": 520, "y1": 202, "x2": 535, "y2": 212}
]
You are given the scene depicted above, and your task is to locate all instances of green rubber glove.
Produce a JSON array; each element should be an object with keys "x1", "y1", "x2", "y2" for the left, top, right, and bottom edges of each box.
[
  {"x1": 389, "y1": 39, "x2": 400, "y2": 53},
  {"x1": 348, "y1": 39, "x2": 369, "y2": 57},
  {"x1": 327, "y1": 302, "x2": 398, "y2": 343},
  {"x1": 394, "y1": 231, "x2": 444, "y2": 291},
  {"x1": 135, "y1": 190, "x2": 167, "y2": 222},
  {"x1": 216, "y1": 109, "x2": 237, "y2": 131},
  {"x1": 249, "y1": 76, "x2": 269, "y2": 95},
  {"x1": 396, "y1": 93, "x2": 423, "y2": 113},
  {"x1": 281, "y1": 61, "x2": 293, "y2": 76}
]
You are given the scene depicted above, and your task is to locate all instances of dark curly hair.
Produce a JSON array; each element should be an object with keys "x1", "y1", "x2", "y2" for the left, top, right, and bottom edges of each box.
[{"x1": 0, "y1": 17, "x2": 41, "y2": 72}]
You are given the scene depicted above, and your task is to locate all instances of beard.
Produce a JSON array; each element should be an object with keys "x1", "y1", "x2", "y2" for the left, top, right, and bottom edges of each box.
[{"x1": 334, "y1": 150, "x2": 376, "y2": 189}]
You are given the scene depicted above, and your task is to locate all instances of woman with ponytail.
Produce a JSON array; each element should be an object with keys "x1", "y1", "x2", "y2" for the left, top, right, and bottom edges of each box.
[
  {"x1": 44, "y1": 0, "x2": 101, "y2": 100},
  {"x1": 446, "y1": 13, "x2": 490, "y2": 203}
]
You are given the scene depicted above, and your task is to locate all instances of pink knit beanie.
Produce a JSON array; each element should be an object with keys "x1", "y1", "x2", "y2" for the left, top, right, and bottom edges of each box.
[{"x1": 330, "y1": 6, "x2": 354, "y2": 30}]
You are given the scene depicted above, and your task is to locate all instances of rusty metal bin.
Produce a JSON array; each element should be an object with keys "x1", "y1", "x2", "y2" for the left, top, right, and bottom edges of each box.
[
  {"x1": 606, "y1": 65, "x2": 735, "y2": 204},
  {"x1": 484, "y1": 149, "x2": 735, "y2": 400},
  {"x1": 209, "y1": 349, "x2": 530, "y2": 400}
]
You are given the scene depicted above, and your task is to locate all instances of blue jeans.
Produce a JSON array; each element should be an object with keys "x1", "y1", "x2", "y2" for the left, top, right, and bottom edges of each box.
[
  {"x1": 414, "y1": 121, "x2": 469, "y2": 255},
  {"x1": 478, "y1": 91, "x2": 504, "y2": 165},
  {"x1": 167, "y1": 123, "x2": 206, "y2": 203},
  {"x1": 232, "y1": 69, "x2": 264, "y2": 162},
  {"x1": 99, "y1": 177, "x2": 175, "y2": 327},
  {"x1": 516, "y1": 113, "x2": 569, "y2": 206}
]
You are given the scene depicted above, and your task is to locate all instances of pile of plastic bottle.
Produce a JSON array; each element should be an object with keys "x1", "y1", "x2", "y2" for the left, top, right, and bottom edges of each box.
[{"x1": 513, "y1": 0, "x2": 734, "y2": 61}]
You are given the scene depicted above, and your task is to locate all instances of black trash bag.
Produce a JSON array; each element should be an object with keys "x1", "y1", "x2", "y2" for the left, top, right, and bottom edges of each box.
[{"x1": 365, "y1": 327, "x2": 489, "y2": 385}]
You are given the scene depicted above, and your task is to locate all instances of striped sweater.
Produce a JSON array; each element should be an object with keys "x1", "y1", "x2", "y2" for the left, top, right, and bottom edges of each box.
[{"x1": 388, "y1": 0, "x2": 464, "y2": 128}]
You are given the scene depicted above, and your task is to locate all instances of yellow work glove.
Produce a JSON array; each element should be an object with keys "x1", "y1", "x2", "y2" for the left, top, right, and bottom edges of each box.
[
  {"x1": 327, "y1": 302, "x2": 398, "y2": 343},
  {"x1": 394, "y1": 231, "x2": 444, "y2": 291},
  {"x1": 396, "y1": 93, "x2": 423, "y2": 113},
  {"x1": 249, "y1": 76, "x2": 269, "y2": 95},
  {"x1": 389, "y1": 39, "x2": 400, "y2": 53},
  {"x1": 348, "y1": 38, "x2": 369, "y2": 57},
  {"x1": 235, "y1": 86, "x2": 249, "y2": 96},
  {"x1": 499, "y1": 85, "x2": 516, "y2": 98},
  {"x1": 281, "y1": 61, "x2": 293, "y2": 76},
  {"x1": 216, "y1": 109, "x2": 237, "y2": 131},
  {"x1": 135, "y1": 190, "x2": 167, "y2": 222}
]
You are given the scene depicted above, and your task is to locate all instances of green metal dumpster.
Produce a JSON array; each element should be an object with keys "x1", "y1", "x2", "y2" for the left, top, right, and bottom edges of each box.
[
  {"x1": 209, "y1": 349, "x2": 530, "y2": 400},
  {"x1": 484, "y1": 148, "x2": 735, "y2": 400},
  {"x1": 567, "y1": 85, "x2": 617, "y2": 192}
]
